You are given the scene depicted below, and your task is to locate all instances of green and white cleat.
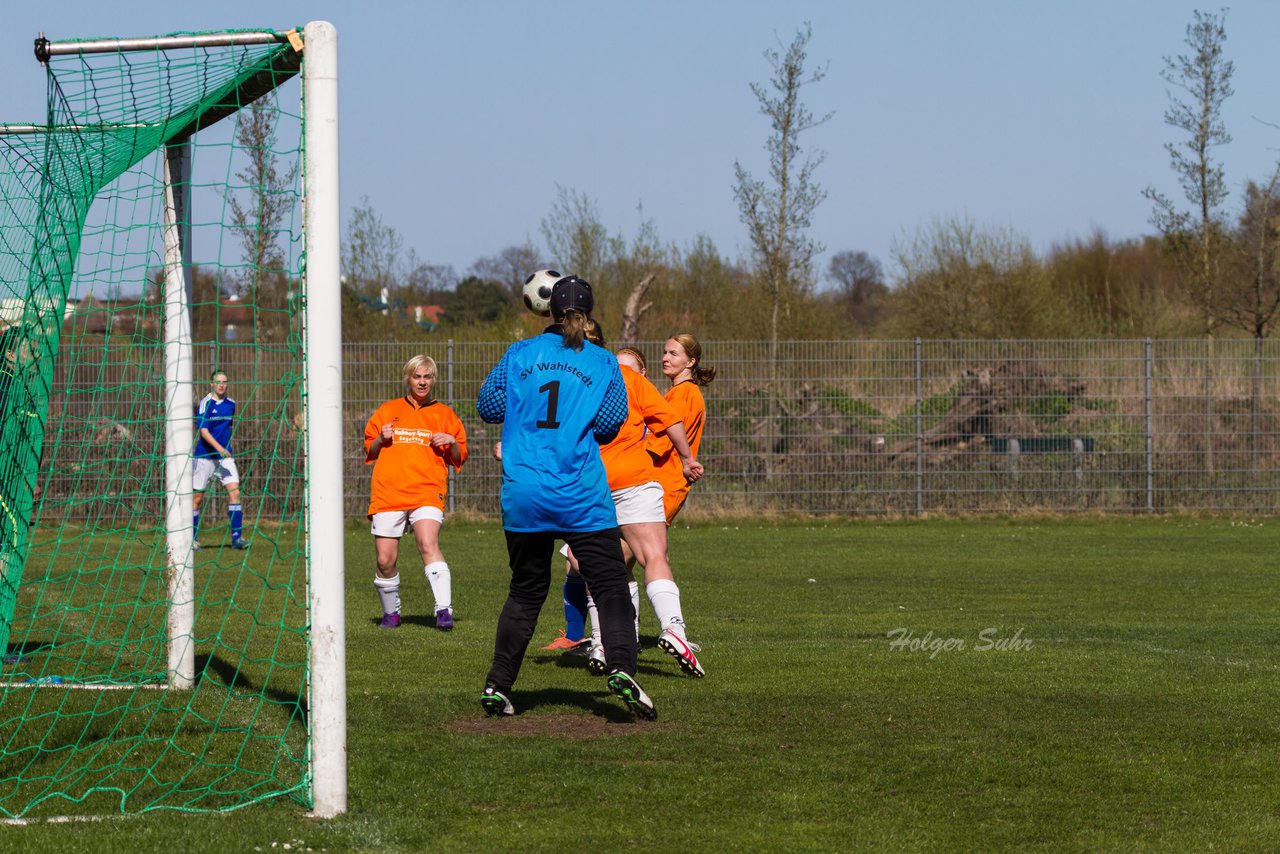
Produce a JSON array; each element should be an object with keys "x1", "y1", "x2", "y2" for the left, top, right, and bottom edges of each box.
[
  {"x1": 606, "y1": 670, "x2": 657, "y2": 721},
  {"x1": 481, "y1": 683, "x2": 515, "y2": 717}
]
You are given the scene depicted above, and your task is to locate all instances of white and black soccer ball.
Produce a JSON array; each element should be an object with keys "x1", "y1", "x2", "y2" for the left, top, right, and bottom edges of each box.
[{"x1": 522, "y1": 269, "x2": 561, "y2": 317}]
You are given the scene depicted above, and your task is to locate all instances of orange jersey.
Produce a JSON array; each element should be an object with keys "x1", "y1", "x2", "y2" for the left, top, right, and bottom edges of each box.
[
  {"x1": 364, "y1": 396, "x2": 468, "y2": 516},
  {"x1": 600, "y1": 366, "x2": 682, "y2": 491},
  {"x1": 647, "y1": 381, "x2": 706, "y2": 502}
]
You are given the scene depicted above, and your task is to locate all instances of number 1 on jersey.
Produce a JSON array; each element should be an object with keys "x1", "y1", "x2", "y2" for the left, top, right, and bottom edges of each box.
[{"x1": 536, "y1": 380, "x2": 561, "y2": 429}]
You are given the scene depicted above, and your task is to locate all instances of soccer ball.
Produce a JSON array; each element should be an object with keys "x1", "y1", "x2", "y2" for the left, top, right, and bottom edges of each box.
[{"x1": 522, "y1": 269, "x2": 561, "y2": 317}]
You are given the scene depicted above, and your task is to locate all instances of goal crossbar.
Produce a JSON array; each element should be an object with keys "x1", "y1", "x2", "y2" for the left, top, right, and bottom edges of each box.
[{"x1": 34, "y1": 30, "x2": 294, "y2": 60}]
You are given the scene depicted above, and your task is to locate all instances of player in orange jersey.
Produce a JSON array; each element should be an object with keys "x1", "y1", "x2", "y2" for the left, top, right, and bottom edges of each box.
[
  {"x1": 635, "y1": 333, "x2": 716, "y2": 673},
  {"x1": 580, "y1": 345, "x2": 708, "y2": 676},
  {"x1": 364, "y1": 354, "x2": 468, "y2": 630},
  {"x1": 648, "y1": 333, "x2": 716, "y2": 525}
]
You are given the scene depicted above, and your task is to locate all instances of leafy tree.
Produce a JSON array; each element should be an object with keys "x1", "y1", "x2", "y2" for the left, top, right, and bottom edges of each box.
[
  {"x1": 444, "y1": 276, "x2": 514, "y2": 327},
  {"x1": 340, "y1": 281, "x2": 436, "y2": 341},
  {"x1": 1143, "y1": 8, "x2": 1234, "y2": 337}
]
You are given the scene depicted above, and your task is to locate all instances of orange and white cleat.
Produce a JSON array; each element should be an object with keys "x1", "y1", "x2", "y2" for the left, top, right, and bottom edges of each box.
[{"x1": 539, "y1": 630, "x2": 589, "y2": 653}]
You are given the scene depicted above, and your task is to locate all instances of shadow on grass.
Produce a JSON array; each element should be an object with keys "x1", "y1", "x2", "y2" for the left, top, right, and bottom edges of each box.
[
  {"x1": 450, "y1": 707, "x2": 668, "y2": 737},
  {"x1": 196, "y1": 652, "x2": 308, "y2": 726},
  {"x1": 497, "y1": 685, "x2": 649, "y2": 724},
  {"x1": 400, "y1": 613, "x2": 447, "y2": 630},
  {"x1": 4, "y1": 639, "x2": 54, "y2": 664},
  {"x1": 535, "y1": 634, "x2": 693, "y2": 681},
  {"x1": 453, "y1": 686, "x2": 660, "y2": 732}
]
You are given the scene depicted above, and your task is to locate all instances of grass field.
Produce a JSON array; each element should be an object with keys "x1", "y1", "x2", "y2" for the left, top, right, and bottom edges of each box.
[{"x1": 10, "y1": 516, "x2": 1280, "y2": 852}]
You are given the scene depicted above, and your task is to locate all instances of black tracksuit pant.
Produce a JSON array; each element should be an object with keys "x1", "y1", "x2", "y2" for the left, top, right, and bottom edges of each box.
[{"x1": 486, "y1": 527, "x2": 637, "y2": 692}]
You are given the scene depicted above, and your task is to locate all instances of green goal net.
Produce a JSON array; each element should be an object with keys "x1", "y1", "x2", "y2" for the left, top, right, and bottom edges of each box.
[{"x1": 0, "y1": 25, "x2": 344, "y2": 818}]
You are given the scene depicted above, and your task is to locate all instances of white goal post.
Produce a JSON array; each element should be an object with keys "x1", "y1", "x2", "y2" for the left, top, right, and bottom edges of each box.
[{"x1": 300, "y1": 19, "x2": 348, "y2": 820}]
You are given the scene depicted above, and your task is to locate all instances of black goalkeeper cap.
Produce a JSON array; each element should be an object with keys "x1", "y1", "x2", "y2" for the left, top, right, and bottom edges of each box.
[{"x1": 550, "y1": 275, "x2": 594, "y2": 319}]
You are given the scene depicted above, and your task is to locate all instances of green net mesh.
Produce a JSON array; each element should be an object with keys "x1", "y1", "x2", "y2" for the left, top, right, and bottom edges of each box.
[{"x1": 0, "y1": 30, "x2": 312, "y2": 816}]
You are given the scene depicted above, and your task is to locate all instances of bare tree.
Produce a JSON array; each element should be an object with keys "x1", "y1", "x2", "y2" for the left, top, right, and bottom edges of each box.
[
  {"x1": 827, "y1": 250, "x2": 887, "y2": 327},
  {"x1": 342, "y1": 196, "x2": 404, "y2": 301},
  {"x1": 226, "y1": 99, "x2": 298, "y2": 341},
  {"x1": 470, "y1": 243, "x2": 542, "y2": 304},
  {"x1": 541, "y1": 187, "x2": 666, "y2": 341},
  {"x1": 1222, "y1": 168, "x2": 1280, "y2": 340},
  {"x1": 1143, "y1": 8, "x2": 1234, "y2": 337},
  {"x1": 399, "y1": 250, "x2": 456, "y2": 304},
  {"x1": 1222, "y1": 166, "x2": 1280, "y2": 452},
  {"x1": 890, "y1": 217, "x2": 1075, "y2": 338},
  {"x1": 613, "y1": 211, "x2": 667, "y2": 345},
  {"x1": 539, "y1": 185, "x2": 619, "y2": 286},
  {"x1": 733, "y1": 23, "x2": 830, "y2": 463},
  {"x1": 733, "y1": 23, "x2": 831, "y2": 352},
  {"x1": 1143, "y1": 8, "x2": 1235, "y2": 473},
  {"x1": 618, "y1": 273, "x2": 655, "y2": 345}
]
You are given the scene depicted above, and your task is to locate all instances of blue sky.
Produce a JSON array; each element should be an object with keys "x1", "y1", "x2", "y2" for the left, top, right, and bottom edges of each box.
[{"x1": 4, "y1": 1, "x2": 1280, "y2": 286}]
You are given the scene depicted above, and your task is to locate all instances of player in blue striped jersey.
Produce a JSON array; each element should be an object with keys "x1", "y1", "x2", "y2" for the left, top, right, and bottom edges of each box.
[{"x1": 193, "y1": 370, "x2": 249, "y2": 550}]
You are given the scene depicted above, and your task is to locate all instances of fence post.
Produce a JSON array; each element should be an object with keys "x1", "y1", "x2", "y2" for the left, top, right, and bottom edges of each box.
[
  {"x1": 1144, "y1": 337, "x2": 1153, "y2": 512},
  {"x1": 447, "y1": 338, "x2": 455, "y2": 516},
  {"x1": 914, "y1": 337, "x2": 922, "y2": 515}
]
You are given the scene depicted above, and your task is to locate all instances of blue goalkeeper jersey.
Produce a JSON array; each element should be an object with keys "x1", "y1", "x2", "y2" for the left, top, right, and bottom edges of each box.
[
  {"x1": 477, "y1": 330, "x2": 627, "y2": 533},
  {"x1": 195, "y1": 394, "x2": 236, "y2": 459}
]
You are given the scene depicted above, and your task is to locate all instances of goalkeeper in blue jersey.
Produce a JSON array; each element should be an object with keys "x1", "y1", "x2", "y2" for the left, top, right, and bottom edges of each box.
[
  {"x1": 476, "y1": 275, "x2": 656, "y2": 720},
  {"x1": 192, "y1": 370, "x2": 249, "y2": 550}
]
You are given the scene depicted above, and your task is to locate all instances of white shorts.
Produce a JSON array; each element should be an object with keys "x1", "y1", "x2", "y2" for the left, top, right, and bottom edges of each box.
[
  {"x1": 193, "y1": 457, "x2": 240, "y2": 491},
  {"x1": 611, "y1": 481, "x2": 666, "y2": 526},
  {"x1": 370, "y1": 506, "x2": 445, "y2": 538}
]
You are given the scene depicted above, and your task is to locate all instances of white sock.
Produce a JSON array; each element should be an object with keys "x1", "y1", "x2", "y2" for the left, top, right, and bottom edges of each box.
[
  {"x1": 647, "y1": 578, "x2": 687, "y2": 638},
  {"x1": 374, "y1": 574, "x2": 401, "y2": 615},
  {"x1": 586, "y1": 593, "x2": 601, "y2": 646},
  {"x1": 629, "y1": 580, "x2": 641, "y2": 641},
  {"x1": 424, "y1": 561, "x2": 451, "y2": 612}
]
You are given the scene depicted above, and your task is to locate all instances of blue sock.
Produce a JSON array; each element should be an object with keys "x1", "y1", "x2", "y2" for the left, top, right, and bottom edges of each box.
[
  {"x1": 193, "y1": 509, "x2": 202, "y2": 537},
  {"x1": 228, "y1": 503, "x2": 243, "y2": 540},
  {"x1": 563, "y1": 574, "x2": 588, "y2": 641}
]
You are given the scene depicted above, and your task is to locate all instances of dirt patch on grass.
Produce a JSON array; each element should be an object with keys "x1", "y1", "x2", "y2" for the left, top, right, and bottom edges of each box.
[{"x1": 449, "y1": 712, "x2": 670, "y2": 738}]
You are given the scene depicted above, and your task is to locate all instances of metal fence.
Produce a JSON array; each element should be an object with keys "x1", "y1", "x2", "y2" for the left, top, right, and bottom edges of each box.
[{"x1": 40, "y1": 338, "x2": 1280, "y2": 522}]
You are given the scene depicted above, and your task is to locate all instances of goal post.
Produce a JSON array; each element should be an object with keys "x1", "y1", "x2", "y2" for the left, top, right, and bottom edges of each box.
[
  {"x1": 162, "y1": 140, "x2": 197, "y2": 692},
  {"x1": 301, "y1": 19, "x2": 347, "y2": 820},
  {"x1": 0, "y1": 22, "x2": 345, "y2": 819}
]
